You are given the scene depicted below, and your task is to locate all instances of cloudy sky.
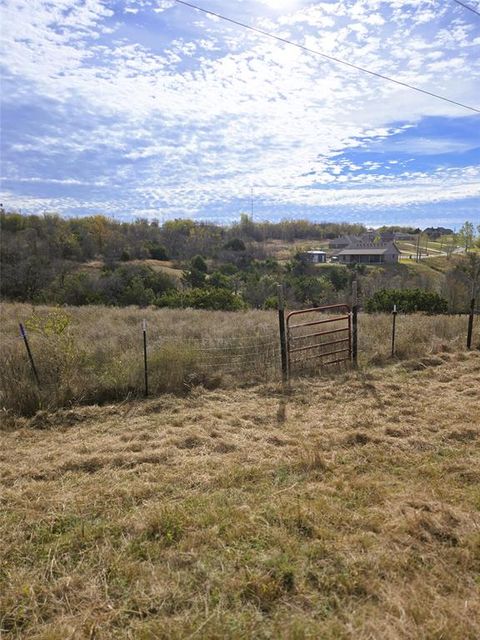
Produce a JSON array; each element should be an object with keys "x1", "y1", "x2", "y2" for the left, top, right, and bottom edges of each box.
[{"x1": 1, "y1": 0, "x2": 479, "y2": 228}]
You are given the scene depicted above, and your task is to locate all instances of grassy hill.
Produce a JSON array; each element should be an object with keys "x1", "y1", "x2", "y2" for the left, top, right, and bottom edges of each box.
[
  {"x1": 1, "y1": 351, "x2": 479, "y2": 639},
  {"x1": 80, "y1": 259, "x2": 184, "y2": 282}
]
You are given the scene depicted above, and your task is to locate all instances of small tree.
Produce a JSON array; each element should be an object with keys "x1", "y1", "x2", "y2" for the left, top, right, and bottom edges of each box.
[
  {"x1": 191, "y1": 255, "x2": 208, "y2": 273},
  {"x1": 183, "y1": 255, "x2": 208, "y2": 288},
  {"x1": 148, "y1": 242, "x2": 169, "y2": 261},
  {"x1": 458, "y1": 221, "x2": 475, "y2": 252},
  {"x1": 458, "y1": 253, "x2": 480, "y2": 299}
]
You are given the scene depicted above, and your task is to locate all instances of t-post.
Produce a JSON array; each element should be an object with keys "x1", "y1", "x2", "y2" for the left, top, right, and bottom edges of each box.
[
  {"x1": 351, "y1": 279, "x2": 358, "y2": 367},
  {"x1": 19, "y1": 323, "x2": 40, "y2": 387},
  {"x1": 277, "y1": 284, "x2": 288, "y2": 383},
  {"x1": 391, "y1": 304, "x2": 398, "y2": 357},
  {"x1": 143, "y1": 319, "x2": 149, "y2": 397},
  {"x1": 467, "y1": 281, "x2": 476, "y2": 350}
]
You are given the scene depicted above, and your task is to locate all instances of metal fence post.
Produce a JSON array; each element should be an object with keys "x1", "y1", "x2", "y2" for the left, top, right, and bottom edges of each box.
[
  {"x1": 277, "y1": 285, "x2": 288, "y2": 383},
  {"x1": 466, "y1": 260, "x2": 479, "y2": 349},
  {"x1": 19, "y1": 323, "x2": 40, "y2": 387},
  {"x1": 391, "y1": 304, "x2": 398, "y2": 357},
  {"x1": 143, "y1": 319, "x2": 149, "y2": 397},
  {"x1": 351, "y1": 280, "x2": 358, "y2": 367},
  {"x1": 467, "y1": 292, "x2": 475, "y2": 350}
]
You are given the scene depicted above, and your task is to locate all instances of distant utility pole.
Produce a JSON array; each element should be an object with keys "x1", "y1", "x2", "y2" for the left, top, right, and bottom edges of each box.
[
  {"x1": 447, "y1": 234, "x2": 455, "y2": 260},
  {"x1": 250, "y1": 187, "x2": 254, "y2": 220},
  {"x1": 416, "y1": 234, "x2": 421, "y2": 262}
]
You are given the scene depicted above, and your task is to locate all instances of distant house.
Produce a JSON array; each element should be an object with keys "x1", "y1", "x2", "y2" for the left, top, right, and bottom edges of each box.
[
  {"x1": 302, "y1": 250, "x2": 327, "y2": 264},
  {"x1": 361, "y1": 231, "x2": 414, "y2": 243},
  {"x1": 336, "y1": 242, "x2": 400, "y2": 265},
  {"x1": 392, "y1": 232, "x2": 415, "y2": 241},
  {"x1": 364, "y1": 231, "x2": 395, "y2": 243},
  {"x1": 331, "y1": 232, "x2": 412, "y2": 248},
  {"x1": 329, "y1": 235, "x2": 360, "y2": 250},
  {"x1": 424, "y1": 227, "x2": 453, "y2": 239}
]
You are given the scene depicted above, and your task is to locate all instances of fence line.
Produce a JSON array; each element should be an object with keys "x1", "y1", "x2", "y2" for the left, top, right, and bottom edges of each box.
[{"x1": 6, "y1": 307, "x2": 478, "y2": 416}]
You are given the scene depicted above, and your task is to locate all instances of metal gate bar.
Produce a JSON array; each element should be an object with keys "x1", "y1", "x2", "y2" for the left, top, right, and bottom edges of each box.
[
  {"x1": 287, "y1": 314, "x2": 349, "y2": 330},
  {"x1": 286, "y1": 303, "x2": 352, "y2": 373},
  {"x1": 300, "y1": 347, "x2": 350, "y2": 362},
  {"x1": 289, "y1": 337, "x2": 350, "y2": 354},
  {"x1": 291, "y1": 326, "x2": 349, "y2": 342}
]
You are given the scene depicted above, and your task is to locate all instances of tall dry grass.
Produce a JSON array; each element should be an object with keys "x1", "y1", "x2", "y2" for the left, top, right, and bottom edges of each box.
[
  {"x1": 1, "y1": 302, "x2": 478, "y2": 417},
  {"x1": 1, "y1": 352, "x2": 479, "y2": 638}
]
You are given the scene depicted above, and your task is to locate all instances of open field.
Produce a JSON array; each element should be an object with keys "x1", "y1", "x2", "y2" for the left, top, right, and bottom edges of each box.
[
  {"x1": 80, "y1": 260, "x2": 184, "y2": 282},
  {"x1": 397, "y1": 241, "x2": 444, "y2": 257},
  {"x1": 1, "y1": 351, "x2": 479, "y2": 639},
  {"x1": 396, "y1": 236, "x2": 461, "y2": 256},
  {"x1": 1, "y1": 303, "x2": 478, "y2": 418},
  {"x1": 261, "y1": 239, "x2": 331, "y2": 261}
]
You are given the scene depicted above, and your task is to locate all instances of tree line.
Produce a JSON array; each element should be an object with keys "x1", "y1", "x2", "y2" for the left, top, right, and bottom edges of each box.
[{"x1": 1, "y1": 208, "x2": 478, "y2": 313}]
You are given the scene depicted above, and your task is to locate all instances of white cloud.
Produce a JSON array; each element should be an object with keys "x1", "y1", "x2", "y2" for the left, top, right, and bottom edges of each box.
[{"x1": 1, "y1": 0, "x2": 479, "y2": 219}]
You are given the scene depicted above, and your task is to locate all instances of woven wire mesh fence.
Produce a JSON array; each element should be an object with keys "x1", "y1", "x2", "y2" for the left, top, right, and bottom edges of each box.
[{"x1": 147, "y1": 330, "x2": 281, "y2": 386}]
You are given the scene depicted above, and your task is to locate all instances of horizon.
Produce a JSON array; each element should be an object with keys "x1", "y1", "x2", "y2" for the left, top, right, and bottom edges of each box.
[
  {"x1": 2, "y1": 206, "x2": 468, "y2": 233},
  {"x1": 1, "y1": 0, "x2": 480, "y2": 228}
]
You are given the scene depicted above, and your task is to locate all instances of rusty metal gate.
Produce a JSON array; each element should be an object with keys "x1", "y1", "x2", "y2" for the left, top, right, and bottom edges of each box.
[{"x1": 286, "y1": 304, "x2": 352, "y2": 373}]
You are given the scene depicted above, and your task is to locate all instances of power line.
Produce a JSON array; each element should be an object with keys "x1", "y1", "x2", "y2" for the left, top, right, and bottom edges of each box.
[
  {"x1": 173, "y1": 0, "x2": 480, "y2": 114},
  {"x1": 452, "y1": 0, "x2": 480, "y2": 17}
]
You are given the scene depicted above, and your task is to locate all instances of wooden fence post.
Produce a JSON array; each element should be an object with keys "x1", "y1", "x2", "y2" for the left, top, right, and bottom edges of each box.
[
  {"x1": 277, "y1": 285, "x2": 288, "y2": 383},
  {"x1": 351, "y1": 280, "x2": 358, "y2": 367},
  {"x1": 19, "y1": 322, "x2": 40, "y2": 387}
]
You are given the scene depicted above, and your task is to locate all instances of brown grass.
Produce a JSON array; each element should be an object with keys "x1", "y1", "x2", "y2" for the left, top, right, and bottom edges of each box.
[
  {"x1": 79, "y1": 260, "x2": 184, "y2": 281},
  {"x1": 1, "y1": 302, "x2": 478, "y2": 417},
  {"x1": 1, "y1": 352, "x2": 479, "y2": 638}
]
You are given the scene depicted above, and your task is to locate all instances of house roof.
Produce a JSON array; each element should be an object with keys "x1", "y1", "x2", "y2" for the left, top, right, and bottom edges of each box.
[{"x1": 337, "y1": 242, "x2": 400, "y2": 256}]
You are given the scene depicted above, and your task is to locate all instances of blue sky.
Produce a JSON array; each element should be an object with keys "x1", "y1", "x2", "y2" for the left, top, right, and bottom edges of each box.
[{"x1": 1, "y1": 0, "x2": 479, "y2": 229}]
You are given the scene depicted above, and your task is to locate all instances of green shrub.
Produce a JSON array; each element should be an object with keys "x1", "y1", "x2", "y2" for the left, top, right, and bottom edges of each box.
[
  {"x1": 365, "y1": 288, "x2": 448, "y2": 314},
  {"x1": 157, "y1": 287, "x2": 245, "y2": 311},
  {"x1": 49, "y1": 272, "x2": 101, "y2": 306},
  {"x1": 148, "y1": 242, "x2": 169, "y2": 260},
  {"x1": 223, "y1": 238, "x2": 246, "y2": 252}
]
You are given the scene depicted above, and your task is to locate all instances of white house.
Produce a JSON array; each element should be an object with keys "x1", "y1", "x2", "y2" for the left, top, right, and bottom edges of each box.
[{"x1": 303, "y1": 250, "x2": 327, "y2": 264}]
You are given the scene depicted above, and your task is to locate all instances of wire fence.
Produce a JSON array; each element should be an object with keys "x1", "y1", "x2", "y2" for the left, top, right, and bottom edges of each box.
[{"x1": 2, "y1": 306, "x2": 478, "y2": 417}]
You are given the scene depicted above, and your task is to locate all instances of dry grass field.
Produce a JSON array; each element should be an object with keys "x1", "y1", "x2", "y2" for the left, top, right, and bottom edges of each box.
[
  {"x1": 262, "y1": 239, "x2": 330, "y2": 261},
  {"x1": 79, "y1": 260, "x2": 184, "y2": 282},
  {"x1": 1, "y1": 351, "x2": 479, "y2": 639},
  {"x1": 1, "y1": 303, "x2": 478, "y2": 418}
]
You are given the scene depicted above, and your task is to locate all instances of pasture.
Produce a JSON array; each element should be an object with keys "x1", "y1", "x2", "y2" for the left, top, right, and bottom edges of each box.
[
  {"x1": 1, "y1": 303, "x2": 478, "y2": 418},
  {"x1": 1, "y1": 351, "x2": 479, "y2": 638}
]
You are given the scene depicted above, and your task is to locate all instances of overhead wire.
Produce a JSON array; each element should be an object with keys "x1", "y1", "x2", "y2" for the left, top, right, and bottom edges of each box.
[
  {"x1": 173, "y1": 0, "x2": 480, "y2": 114},
  {"x1": 452, "y1": 0, "x2": 480, "y2": 17}
]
